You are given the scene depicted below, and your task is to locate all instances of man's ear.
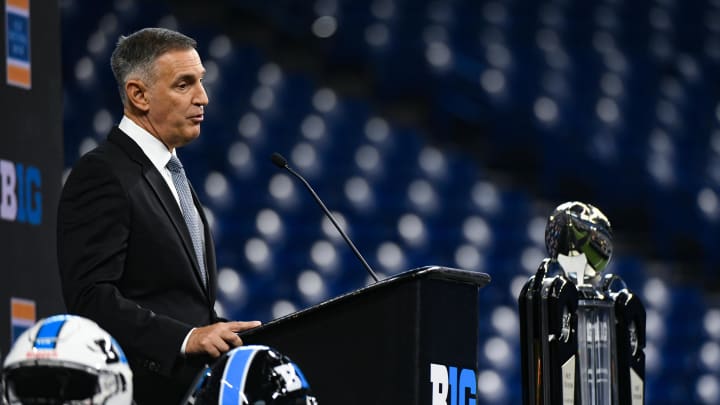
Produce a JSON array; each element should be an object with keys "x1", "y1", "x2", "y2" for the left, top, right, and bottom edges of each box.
[{"x1": 126, "y1": 79, "x2": 150, "y2": 112}]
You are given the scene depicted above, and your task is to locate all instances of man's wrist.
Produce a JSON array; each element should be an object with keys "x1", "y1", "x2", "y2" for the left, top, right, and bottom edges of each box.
[{"x1": 180, "y1": 327, "x2": 196, "y2": 355}]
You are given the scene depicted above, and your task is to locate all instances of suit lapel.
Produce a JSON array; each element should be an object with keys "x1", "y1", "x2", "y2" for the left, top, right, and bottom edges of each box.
[{"x1": 108, "y1": 128, "x2": 210, "y2": 297}]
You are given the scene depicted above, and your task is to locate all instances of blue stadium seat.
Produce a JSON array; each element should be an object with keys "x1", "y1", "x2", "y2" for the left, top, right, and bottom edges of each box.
[{"x1": 61, "y1": 0, "x2": 720, "y2": 400}]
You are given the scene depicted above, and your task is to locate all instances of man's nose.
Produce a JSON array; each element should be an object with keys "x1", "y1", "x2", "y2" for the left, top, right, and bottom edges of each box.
[{"x1": 195, "y1": 82, "x2": 209, "y2": 106}]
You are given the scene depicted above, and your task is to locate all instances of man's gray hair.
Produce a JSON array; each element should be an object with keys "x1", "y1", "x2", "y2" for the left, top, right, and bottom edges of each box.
[{"x1": 110, "y1": 27, "x2": 197, "y2": 105}]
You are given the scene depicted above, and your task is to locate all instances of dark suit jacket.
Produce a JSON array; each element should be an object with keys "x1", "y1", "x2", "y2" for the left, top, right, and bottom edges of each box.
[{"x1": 57, "y1": 127, "x2": 221, "y2": 405}]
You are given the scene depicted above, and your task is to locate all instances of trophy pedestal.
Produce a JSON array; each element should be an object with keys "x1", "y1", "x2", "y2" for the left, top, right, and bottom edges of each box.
[{"x1": 577, "y1": 299, "x2": 617, "y2": 405}]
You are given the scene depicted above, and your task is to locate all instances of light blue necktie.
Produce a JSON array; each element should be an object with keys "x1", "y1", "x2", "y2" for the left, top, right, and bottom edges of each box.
[{"x1": 166, "y1": 155, "x2": 207, "y2": 288}]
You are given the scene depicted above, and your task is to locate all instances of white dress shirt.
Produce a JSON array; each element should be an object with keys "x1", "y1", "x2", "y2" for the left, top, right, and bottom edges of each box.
[{"x1": 119, "y1": 116, "x2": 182, "y2": 207}]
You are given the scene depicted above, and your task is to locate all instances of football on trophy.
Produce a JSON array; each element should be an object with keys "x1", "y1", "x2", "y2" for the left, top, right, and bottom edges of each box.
[{"x1": 544, "y1": 201, "x2": 613, "y2": 285}]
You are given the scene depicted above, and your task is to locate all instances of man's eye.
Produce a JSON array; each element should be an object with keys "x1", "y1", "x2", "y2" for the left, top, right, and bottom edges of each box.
[{"x1": 178, "y1": 83, "x2": 188, "y2": 90}]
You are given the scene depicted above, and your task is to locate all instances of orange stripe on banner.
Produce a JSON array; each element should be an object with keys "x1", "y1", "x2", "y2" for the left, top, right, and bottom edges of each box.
[
  {"x1": 7, "y1": 64, "x2": 30, "y2": 87},
  {"x1": 11, "y1": 300, "x2": 36, "y2": 320},
  {"x1": 7, "y1": 0, "x2": 29, "y2": 10}
]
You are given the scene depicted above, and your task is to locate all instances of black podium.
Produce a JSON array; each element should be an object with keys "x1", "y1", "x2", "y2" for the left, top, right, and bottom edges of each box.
[{"x1": 240, "y1": 266, "x2": 491, "y2": 404}]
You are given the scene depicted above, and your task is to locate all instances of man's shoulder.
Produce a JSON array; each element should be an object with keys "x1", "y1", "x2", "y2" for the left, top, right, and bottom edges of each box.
[
  {"x1": 74, "y1": 129, "x2": 142, "y2": 169},
  {"x1": 66, "y1": 131, "x2": 144, "y2": 187}
]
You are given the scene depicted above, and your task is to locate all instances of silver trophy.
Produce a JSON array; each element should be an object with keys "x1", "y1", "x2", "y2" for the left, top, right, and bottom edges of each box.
[
  {"x1": 546, "y1": 202, "x2": 615, "y2": 404},
  {"x1": 520, "y1": 201, "x2": 645, "y2": 405}
]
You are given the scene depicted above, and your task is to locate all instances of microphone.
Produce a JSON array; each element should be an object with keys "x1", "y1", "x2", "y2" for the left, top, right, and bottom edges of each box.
[{"x1": 271, "y1": 152, "x2": 380, "y2": 282}]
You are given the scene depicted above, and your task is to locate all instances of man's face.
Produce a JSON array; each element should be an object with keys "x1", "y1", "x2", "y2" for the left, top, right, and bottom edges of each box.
[{"x1": 145, "y1": 48, "x2": 208, "y2": 149}]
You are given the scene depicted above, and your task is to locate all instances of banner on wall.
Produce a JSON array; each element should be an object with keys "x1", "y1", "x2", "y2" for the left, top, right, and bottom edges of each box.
[
  {"x1": 5, "y1": 0, "x2": 31, "y2": 89},
  {"x1": 0, "y1": 0, "x2": 63, "y2": 355},
  {"x1": 10, "y1": 298, "x2": 35, "y2": 344}
]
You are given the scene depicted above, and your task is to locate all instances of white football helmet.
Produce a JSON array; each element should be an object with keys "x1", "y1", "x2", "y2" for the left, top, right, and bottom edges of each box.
[{"x1": 2, "y1": 314, "x2": 132, "y2": 405}]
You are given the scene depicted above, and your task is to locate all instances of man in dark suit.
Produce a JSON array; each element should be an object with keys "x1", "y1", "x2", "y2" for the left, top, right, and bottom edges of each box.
[{"x1": 57, "y1": 28, "x2": 260, "y2": 404}]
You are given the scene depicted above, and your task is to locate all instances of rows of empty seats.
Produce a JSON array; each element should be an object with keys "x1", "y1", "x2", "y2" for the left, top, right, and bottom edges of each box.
[{"x1": 59, "y1": 0, "x2": 720, "y2": 403}]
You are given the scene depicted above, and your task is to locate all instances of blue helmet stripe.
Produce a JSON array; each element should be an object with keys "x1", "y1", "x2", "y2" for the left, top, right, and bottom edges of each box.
[
  {"x1": 110, "y1": 337, "x2": 128, "y2": 364},
  {"x1": 33, "y1": 314, "x2": 71, "y2": 350},
  {"x1": 292, "y1": 363, "x2": 310, "y2": 390},
  {"x1": 219, "y1": 346, "x2": 261, "y2": 405},
  {"x1": 192, "y1": 367, "x2": 212, "y2": 393}
]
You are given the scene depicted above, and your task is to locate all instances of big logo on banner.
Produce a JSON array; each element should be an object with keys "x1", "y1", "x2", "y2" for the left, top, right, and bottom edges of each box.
[
  {"x1": 430, "y1": 363, "x2": 478, "y2": 405},
  {"x1": 0, "y1": 158, "x2": 41, "y2": 225}
]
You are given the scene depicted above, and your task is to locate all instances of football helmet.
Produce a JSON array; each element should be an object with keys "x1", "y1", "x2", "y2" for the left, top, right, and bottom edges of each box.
[
  {"x1": 2, "y1": 314, "x2": 132, "y2": 405},
  {"x1": 184, "y1": 345, "x2": 318, "y2": 405},
  {"x1": 545, "y1": 201, "x2": 613, "y2": 285}
]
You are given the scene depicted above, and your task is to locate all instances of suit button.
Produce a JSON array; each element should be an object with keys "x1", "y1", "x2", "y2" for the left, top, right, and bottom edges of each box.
[{"x1": 143, "y1": 359, "x2": 160, "y2": 372}]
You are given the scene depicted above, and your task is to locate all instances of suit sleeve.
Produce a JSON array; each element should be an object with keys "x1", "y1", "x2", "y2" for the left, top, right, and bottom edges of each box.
[{"x1": 57, "y1": 155, "x2": 191, "y2": 377}]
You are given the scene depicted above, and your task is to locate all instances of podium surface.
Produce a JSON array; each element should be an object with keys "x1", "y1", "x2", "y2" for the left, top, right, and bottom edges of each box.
[{"x1": 240, "y1": 266, "x2": 490, "y2": 404}]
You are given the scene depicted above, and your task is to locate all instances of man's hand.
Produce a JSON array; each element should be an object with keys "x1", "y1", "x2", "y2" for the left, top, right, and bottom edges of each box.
[{"x1": 185, "y1": 321, "x2": 261, "y2": 358}]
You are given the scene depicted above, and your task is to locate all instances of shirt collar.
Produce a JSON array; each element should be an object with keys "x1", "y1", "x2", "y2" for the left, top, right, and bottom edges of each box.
[{"x1": 119, "y1": 115, "x2": 177, "y2": 170}]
